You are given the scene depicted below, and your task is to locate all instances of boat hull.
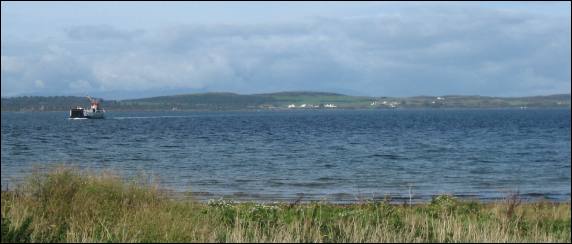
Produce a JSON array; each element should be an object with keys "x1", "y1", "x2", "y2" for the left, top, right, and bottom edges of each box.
[
  {"x1": 69, "y1": 108, "x2": 105, "y2": 119},
  {"x1": 85, "y1": 111, "x2": 105, "y2": 119}
]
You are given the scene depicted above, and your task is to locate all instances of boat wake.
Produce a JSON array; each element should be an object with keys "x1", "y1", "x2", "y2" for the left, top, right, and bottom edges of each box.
[{"x1": 112, "y1": 115, "x2": 194, "y2": 120}]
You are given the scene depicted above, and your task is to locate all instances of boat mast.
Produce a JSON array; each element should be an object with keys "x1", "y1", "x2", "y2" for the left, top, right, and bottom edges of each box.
[{"x1": 86, "y1": 96, "x2": 100, "y2": 111}]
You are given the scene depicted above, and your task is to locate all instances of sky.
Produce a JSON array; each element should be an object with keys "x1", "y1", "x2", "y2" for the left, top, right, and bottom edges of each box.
[{"x1": 1, "y1": 1, "x2": 571, "y2": 99}]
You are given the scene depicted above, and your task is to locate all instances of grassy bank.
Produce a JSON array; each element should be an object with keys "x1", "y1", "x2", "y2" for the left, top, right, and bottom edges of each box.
[{"x1": 1, "y1": 167, "x2": 570, "y2": 243}]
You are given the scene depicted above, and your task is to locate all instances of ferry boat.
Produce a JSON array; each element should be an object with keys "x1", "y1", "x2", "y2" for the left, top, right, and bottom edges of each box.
[{"x1": 69, "y1": 96, "x2": 105, "y2": 119}]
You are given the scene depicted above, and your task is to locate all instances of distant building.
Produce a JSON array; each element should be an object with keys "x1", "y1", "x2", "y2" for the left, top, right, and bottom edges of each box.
[
  {"x1": 388, "y1": 101, "x2": 399, "y2": 108},
  {"x1": 300, "y1": 104, "x2": 307, "y2": 108},
  {"x1": 288, "y1": 104, "x2": 296, "y2": 108},
  {"x1": 432, "y1": 97, "x2": 445, "y2": 106},
  {"x1": 325, "y1": 104, "x2": 337, "y2": 108}
]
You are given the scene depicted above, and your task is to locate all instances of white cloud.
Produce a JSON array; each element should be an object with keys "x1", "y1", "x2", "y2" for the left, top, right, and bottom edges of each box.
[
  {"x1": 1, "y1": 5, "x2": 570, "y2": 98},
  {"x1": 68, "y1": 80, "x2": 93, "y2": 93},
  {"x1": 65, "y1": 25, "x2": 144, "y2": 41}
]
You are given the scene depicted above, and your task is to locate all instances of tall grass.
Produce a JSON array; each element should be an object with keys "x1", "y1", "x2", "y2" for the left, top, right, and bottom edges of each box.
[{"x1": 1, "y1": 167, "x2": 570, "y2": 243}]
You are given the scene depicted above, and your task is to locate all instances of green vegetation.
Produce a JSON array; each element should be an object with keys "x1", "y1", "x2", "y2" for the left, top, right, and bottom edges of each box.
[
  {"x1": 256, "y1": 92, "x2": 373, "y2": 108},
  {"x1": 1, "y1": 92, "x2": 570, "y2": 111},
  {"x1": 2, "y1": 167, "x2": 570, "y2": 243}
]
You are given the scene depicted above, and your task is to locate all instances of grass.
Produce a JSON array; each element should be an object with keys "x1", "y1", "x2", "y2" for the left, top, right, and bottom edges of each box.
[{"x1": 1, "y1": 167, "x2": 570, "y2": 243}]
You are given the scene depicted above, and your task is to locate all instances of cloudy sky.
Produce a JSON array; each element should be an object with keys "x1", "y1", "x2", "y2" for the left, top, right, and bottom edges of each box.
[{"x1": 1, "y1": 2, "x2": 570, "y2": 99}]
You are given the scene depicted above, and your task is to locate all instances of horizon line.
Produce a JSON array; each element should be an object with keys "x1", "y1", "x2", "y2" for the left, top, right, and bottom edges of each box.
[{"x1": 1, "y1": 90, "x2": 571, "y2": 101}]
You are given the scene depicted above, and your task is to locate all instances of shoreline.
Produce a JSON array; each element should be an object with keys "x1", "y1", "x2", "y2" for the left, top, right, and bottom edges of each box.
[
  {"x1": 165, "y1": 190, "x2": 571, "y2": 205},
  {"x1": 2, "y1": 106, "x2": 571, "y2": 113},
  {"x1": 3, "y1": 178, "x2": 570, "y2": 205},
  {"x1": 2, "y1": 167, "x2": 570, "y2": 242},
  {"x1": 3, "y1": 187, "x2": 570, "y2": 206},
  {"x1": 2, "y1": 166, "x2": 570, "y2": 205}
]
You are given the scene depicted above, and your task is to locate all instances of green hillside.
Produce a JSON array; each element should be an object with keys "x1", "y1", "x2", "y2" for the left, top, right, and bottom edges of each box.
[{"x1": 1, "y1": 92, "x2": 570, "y2": 112}]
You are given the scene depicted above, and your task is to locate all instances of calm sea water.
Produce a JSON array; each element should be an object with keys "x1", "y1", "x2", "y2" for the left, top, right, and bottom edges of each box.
[{"x1": 1, "y1": 109, "x2": 570, "y2": 203}]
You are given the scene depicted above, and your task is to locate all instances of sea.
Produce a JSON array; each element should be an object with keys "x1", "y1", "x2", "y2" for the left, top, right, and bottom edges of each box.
[{"x1": 1, "y1": 109, "x2": 570, "y2": 203}]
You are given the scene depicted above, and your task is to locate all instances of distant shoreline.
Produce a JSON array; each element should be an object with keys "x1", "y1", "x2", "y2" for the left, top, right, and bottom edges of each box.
[
  {"x1": 2, "y1": 92, "x2": 570, "y2": 112},
  {"x1": 2, "y1": 106, "x2": 571, "y2": 113}
]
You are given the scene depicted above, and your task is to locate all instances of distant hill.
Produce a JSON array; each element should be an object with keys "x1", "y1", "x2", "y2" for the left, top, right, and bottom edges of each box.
[
  {"x1": 0, "y1": 96, "x2": 121, "y2": 112},
  {"x1": 1, "y1": 92, "x2": 570, "y2": 112}
]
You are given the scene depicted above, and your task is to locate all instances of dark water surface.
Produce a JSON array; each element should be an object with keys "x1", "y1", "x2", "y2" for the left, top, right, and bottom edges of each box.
[{"x1": 1, "y1": 109, "x2": 570, "y2": 203}]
